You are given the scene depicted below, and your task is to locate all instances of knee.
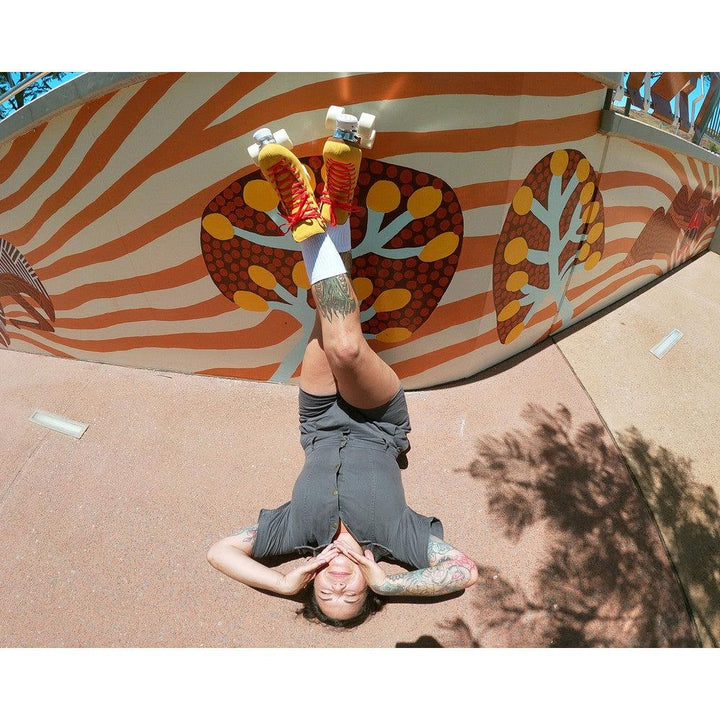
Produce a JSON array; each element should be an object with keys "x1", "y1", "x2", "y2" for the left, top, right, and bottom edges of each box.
[{"x1": 324, "y1": 333, "x2": 363, "y2": 372}]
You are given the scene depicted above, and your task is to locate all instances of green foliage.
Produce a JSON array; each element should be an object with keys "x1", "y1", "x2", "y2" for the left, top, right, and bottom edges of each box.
[{"x1": 0, "y1": 72, "x2": 70, "y2": 119}]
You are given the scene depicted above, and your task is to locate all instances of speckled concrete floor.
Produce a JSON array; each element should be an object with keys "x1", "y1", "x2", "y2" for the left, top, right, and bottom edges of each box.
[{"x1": 1, "y1": 251, "x2": 717, "y2": 647}]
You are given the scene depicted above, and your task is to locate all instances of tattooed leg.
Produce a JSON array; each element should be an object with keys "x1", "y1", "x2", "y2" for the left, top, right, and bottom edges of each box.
[
  {"x1": 314, "y1": 273, "x2": 357, "y2": 323},
  {"x1": 311, "y1": 271, "x2": 399, "y2": 410},
  {"x1": 299, "y1": 241, "x2": 353, "y2": 396}
]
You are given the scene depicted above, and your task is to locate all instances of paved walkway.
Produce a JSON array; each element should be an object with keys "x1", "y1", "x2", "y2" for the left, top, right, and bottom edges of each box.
[{"x1": 1, "y1": 251, "x2": 717, "y2": 647}]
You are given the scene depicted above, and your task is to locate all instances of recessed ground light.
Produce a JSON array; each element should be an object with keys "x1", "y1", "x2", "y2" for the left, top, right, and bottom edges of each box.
[
  {"x1": 30, "y1": 410, "x2": 88, "y2": 438},
  {"x1": 650, "y1": 329, "x2": 683, "y2": 358}
]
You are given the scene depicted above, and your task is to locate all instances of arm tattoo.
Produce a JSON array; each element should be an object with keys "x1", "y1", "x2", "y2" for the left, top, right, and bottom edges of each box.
[
  {"x1": 231, "y1": 524, "x2": 258, "y2": 547},
  {"x1": 374, "y1": 535, "x2": 477, "y2": 597},
  {"x1": 313, "y1": 274, "x2": 357, "y2": 322},
  {"x1": 427, "y1": 536, "x2": 459, "y2": 565}
]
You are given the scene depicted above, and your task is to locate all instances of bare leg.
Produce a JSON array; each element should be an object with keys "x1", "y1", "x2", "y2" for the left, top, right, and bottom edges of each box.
[
  {"x1": 299, "y1": 314, "x2": 337, "y2": 396},
  {"x1": 299, "y1": 251, "x2": 353, "y2": 396},
  {"x1": 311, "y1": 270, "x2": 400, "y2": 409},
  {"x1": 299, "y1": 250, "x2": 399, "y2": 408}
]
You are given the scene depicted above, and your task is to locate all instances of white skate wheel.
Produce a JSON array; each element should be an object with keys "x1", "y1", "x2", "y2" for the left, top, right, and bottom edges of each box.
[
  {"x1": 326, "y1": 105, "x2": 345, "y2": 130},
  {"x1": 361, "y1": 128, "x2": 376, "y2": 149},
  {"x1": 358, "y1": 112, "x2": 376, "y2": 142},
  {"x1": 253, "y1": 128, "x2": 274, "y2": 144},
  {"x1": 273, "y1": 128, "x2": 293, "y2": 149},
  {"x1": 247, "y1": 142, "x2": 261, "y2": 162},
  {"x1": 336, "y1": 113, "x2": 358, "y2": 132}
]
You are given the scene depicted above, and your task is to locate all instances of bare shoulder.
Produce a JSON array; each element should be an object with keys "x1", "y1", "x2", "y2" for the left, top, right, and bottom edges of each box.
[{"x1": 223, "y1": 524, "x2": 259, "y2": 554}]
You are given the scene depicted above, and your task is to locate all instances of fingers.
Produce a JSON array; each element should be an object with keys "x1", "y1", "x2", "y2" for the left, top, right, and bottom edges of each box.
[
  {"x1": 306, "y1": 544, "x2": 339, "y2": 569},
  {"x1": 334, "y1": 543, "x2": 366, "y2": 565},
  {"x1": 318, "y1": 544, "x2": 340, "y2": 561}
]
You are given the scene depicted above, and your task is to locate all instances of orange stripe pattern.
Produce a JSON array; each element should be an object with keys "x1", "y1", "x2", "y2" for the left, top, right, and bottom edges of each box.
[{"x1": 1, "y1": 72, "x2": 718, "y2": 388}]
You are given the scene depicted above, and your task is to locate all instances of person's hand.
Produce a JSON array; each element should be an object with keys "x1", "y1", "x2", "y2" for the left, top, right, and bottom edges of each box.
[
  {"x1": 279, "y1": 544, "x2": 339, "y2": 596},
  {"x1": 334, "y1": 544, "x2": 388, "y2": 592}
]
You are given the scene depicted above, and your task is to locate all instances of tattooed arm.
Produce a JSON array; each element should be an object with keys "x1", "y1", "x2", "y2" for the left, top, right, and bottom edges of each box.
[
  {"x1": 335, "y1": 535, "x2": 479, "y2": 597},
  {"x1": 206, "y1": 525, "x2": 339, "y2": 596}
]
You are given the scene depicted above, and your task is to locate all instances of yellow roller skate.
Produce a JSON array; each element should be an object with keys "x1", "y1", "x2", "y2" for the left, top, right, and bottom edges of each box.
[
  {"x1": 248, "y1": 128, "x2": 326, "y2": 243},
  {"x1": 319, "y1": 105, "x2": 376, "y2": 227}
]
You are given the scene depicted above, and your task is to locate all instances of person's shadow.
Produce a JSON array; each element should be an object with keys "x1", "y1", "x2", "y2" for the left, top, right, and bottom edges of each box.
[{"x1": 430, "y1": 404, "x2": 712, "y2": 647}]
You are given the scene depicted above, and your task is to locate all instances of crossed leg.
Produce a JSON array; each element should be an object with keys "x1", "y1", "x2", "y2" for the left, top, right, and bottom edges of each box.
[{"x1": 299, "y1": 252, "x2": 400, "y2": 409}]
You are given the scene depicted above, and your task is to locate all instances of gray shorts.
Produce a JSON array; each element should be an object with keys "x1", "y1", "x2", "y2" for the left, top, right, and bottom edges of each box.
[{"x1": 298, "y1": 386, "x2": 412, "y2": 467}]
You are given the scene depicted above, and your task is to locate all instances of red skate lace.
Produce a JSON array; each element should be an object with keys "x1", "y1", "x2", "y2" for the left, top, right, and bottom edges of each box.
[
  {"x1": 265, "y1": 160, "x2": 322, "y2": 230},
  {"x1": 319, "y1": 157, "x2": 360, "y2": 225}
]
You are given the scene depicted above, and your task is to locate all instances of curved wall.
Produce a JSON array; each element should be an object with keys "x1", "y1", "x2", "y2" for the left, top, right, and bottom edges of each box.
[{"x1": 1, "y1": 72, "x2": 719, "y2": 388}]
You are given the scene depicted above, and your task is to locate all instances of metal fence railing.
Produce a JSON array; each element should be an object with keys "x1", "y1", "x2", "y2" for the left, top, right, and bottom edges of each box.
[
  {"x1": 0, "y1": 72, "x2": 80, "y2": 121},
  {"x1": 696, "y1": 90, "x2": 720, "y2": 145},
  {"x1": 612, "y1": 72, "x2": 720, "y2": 150}
]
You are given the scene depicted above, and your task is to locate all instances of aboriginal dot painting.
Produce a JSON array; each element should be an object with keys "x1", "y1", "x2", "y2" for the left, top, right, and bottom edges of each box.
[
  {"x1": 200, "y1": 157, "x2": 463, "y2": 382},
  {"x1": 1, "y1": 72, "x2": 719, "y2": 388},
  {"x1": 493, "y1": 149, "x2": 605, "y2": 345}
]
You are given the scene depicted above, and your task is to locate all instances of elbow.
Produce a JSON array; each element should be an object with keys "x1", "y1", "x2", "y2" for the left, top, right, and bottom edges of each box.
[
  {"x1": 461, "y1": 555, "x2": 479, "y2": 589},
  {"x1": 206, "y1": 541, "x2": 225, "y2": 570}
]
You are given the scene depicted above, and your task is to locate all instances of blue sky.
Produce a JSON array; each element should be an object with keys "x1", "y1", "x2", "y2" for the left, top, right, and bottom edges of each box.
[
  {"x1": 0, "y1": 71, "x2": 83, "y2": 117},
  {"x1": 613, "y1": 72, "x2": 711, "y2": 125}
]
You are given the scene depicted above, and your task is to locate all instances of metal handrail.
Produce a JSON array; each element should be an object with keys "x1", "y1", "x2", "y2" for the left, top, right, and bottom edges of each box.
[
  {"x1": 0, "y1": 72, "x2": 51, "y2": 108},
  {"x1": 617, "y1": 72, "x2": 720, "y2": 146}
]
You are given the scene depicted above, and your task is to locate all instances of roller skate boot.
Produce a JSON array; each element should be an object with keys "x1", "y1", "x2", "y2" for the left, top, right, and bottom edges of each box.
[
  {"x1": 248, "y1": 128, "x2": 325, "y2": 243},
  {"x1": 319, "y1": 106, "x2": 376, "y2": 226}
]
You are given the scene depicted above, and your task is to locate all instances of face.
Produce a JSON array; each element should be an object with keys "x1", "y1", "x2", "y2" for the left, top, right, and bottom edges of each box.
[{"x1": 312, "y1": 535, "x2": 369, "y2": 621}]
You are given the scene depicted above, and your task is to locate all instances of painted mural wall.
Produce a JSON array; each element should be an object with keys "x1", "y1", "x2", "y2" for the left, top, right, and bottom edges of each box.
[{"x1": 1, "y1": 72, "x2": 719, "y2": 389}]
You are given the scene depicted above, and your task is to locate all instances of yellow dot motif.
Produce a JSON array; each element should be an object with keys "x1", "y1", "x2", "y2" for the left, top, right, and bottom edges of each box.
[
  {"x1": 367, "y1": 180, "x2": 401, "y2": 214},
  {"x1": 374, "y1": 289, "x2": 412, "y2": 313},
  {"x1": 504, "y1": 322, "x2": 525, "y2": 344},
  {"x1": 504, "y1": 236, "x2": 528, "y2": 265},
  {"x1": 512, "y1": 186, "x2": 534, "y2": 216},
  {"x1": 576, "y1": 159, "x2": 590, "y2": 182},
  {"x1": 582, "y1": 202, "x2": 600, "y2": 224},
  {"x1": 498, "y1": 300, "x2": 521, "y2": 322},
  {"x1": 407, "y1": 187, "x2": 442, "y2": 219},
  {"x1": 550, "y1": 150, "x2": 569, "y2": 176},
  {"x1": 580, "y1": 182, "x2": 595, "y2": 206},
  {"x1": 578, "y1": 243, "x2": 591, "y2": 262},
  {"x1": 585, "y1": 251, "x2": 602, "y2": 271},
  {"x1": 586, "y1": 222, "x2": 603, "y2": 245},
  {"x1": 352, "y1": 277, "x2": 374, "y2": 302},
  {"x1": 293, "y1": 262, "x2": 310, "y2": 290},
  {"x1": 375, "y1": 327, "x2": 412, "y2": 343},
  {"x1": 234, "y1": 291, "x2": 268, "y2": 312},
  {"x1": 202, "y1": 213, "x2": 235, "y2": 241},
  {"x1": 248, "y1": 265, "x2": 276, "y2": 289},
  {"x1": 419, "y1": 232, "x2": 459, "y2": 262},
  {"x1": 506, "y1": 270, "x2": 529, "y2": 292},
  {"x1": 243, "y1": 180, "x2": 279, "y2": 212}
]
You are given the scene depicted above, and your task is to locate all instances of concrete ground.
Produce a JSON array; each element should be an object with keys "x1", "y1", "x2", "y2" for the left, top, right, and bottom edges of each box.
[{"x1": 1, "y1": 251, "x2": 718, "y2": 647}]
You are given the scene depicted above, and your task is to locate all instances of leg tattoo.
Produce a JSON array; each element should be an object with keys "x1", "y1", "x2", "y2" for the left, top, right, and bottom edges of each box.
[{"x1": 314, "y1": 274, "x2": 357, "y2": 322}]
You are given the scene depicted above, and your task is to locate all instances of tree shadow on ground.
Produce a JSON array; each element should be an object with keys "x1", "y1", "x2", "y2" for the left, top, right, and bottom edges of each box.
[
  {"x1": 436, "y1": 404, "x2": 700, "y2": 647},
  {"x1": 617, "y1": 428, "x2": 720, "y2": 647}
]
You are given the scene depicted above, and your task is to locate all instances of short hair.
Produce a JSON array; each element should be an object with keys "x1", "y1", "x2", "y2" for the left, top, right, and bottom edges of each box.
[{"x1": 296, "y1": 586, "x2": 386, "y2": 629}]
